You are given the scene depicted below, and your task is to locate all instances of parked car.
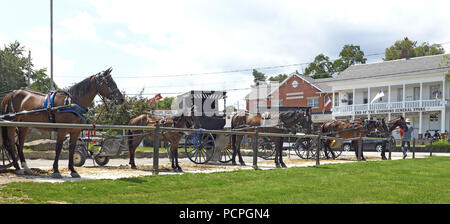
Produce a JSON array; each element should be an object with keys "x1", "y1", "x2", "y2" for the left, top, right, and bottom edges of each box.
[{"x1": 341, "y1": 139, "x2": 386, "y2": 152}]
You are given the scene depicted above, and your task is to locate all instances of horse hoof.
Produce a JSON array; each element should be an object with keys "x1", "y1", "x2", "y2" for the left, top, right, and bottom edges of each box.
[
  {"x1": 281, "y1": 163, "x2": 287, "y2": 168},
  {"x1": 382, "y1": 157, "x2": 387, "y2": 160},
  {"x1": 52, "y1": 172, "x2": 63, "y2": 179},
  {"x1": 275, "y1": 163, "x2": 281, "y2": 168},
  {"x1": 231, "y1": 161, "x2": 237, "y2": 166},
  {"x1": 24, "y1": 169, "x2": 33, "y2": 175},
  {"x1": 71, "y1": 172, "x2": 81, "y2": 178},
  {"x1": 131, "y1": 165, "x2": 137, "y2": 170},
  {"x1": 177, "y1": 168, "x2": 183, "y2": 173},
  {"x1": 240, "y1": 162, "x2": 246, "y2": 166},
  {"x1": 15, "y1": 169, "x2": 25, "y2": 175}
]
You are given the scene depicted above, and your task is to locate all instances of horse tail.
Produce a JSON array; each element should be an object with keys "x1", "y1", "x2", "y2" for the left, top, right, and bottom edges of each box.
[{"x1": 0, "y1": 93, "x2": 10, "y2": 148}]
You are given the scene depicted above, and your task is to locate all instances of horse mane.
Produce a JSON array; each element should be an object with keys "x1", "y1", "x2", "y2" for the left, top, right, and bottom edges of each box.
[{"x1": 65, "y1": 75, "x2": 94, "y2": 103}]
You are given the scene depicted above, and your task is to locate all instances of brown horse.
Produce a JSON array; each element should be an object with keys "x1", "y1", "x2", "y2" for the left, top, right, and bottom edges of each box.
[
  {"x1": 231, "y1": 110, "x2": 310, "y2": 168},
  {"x1": 0, "y1": 68, "x2": 124, "y2": 178},
  {"x1": 321, "y1": 118, "x2": 377, "y2": 160},
  {"x1": 321, "y1": 116, "x2": 408, "y2": 161},
  {"x1": 127, "y1": 113, "x2": 192, "y2": 172}
]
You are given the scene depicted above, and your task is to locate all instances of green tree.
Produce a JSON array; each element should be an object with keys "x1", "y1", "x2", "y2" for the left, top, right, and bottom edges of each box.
[
  {"x1": 252, "y1": 69, "x2": 266, "y2": 85},
  {"x1": 0, "y1": 41, "x2": 27, "y2": 93},
  {"x1": 268, "y1": 74, "x2": 288, "y2": 83},
  {"x1": 30, "y1": 68, "x2": 59, "y2": 93},
  {"x1": 333, "y1": 44, "x2": 367, "y2": 73},
  {"x1": 304, "y1": 54, "x2": 335, "y2": 79},
  {"x1": 384, "y1": 37, "x2": 445, "y2": 61},
  {"x1": 155, "y1": 97, "x2": 175, "y2": 110}
]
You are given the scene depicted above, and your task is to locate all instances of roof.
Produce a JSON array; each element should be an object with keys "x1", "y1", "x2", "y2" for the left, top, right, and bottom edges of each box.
[{"x1": 335, "y1": 53, "x2": 450, "y2": 81}]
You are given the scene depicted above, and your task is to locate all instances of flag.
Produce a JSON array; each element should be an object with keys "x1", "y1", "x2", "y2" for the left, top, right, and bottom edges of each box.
[
  {"x1": 433, "y1": 90, "x2": 441, "y2": 100},
  {"x1": 322, "y1": 96, "x2": 331, "y2": 113},
  {"x1": 146, "y1": 93, "x2": 162, "y2": 104},
  {"x1": 370, "y1": 89, "x2": 384, "y2": 104}
]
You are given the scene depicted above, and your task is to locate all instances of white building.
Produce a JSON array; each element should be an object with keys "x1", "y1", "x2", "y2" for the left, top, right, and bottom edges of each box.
[{"x1": 327, "y1": 54, "x2": 450, "y2": 139}]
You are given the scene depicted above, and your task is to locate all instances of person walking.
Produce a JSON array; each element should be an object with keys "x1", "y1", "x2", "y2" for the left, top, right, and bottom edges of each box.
[{"x1": 401, "y1": 119, "x2": 413, "y2": 159}]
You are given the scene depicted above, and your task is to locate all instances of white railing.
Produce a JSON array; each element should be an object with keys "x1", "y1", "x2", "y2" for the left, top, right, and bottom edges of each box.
[{"x1": 333, "y1": 100, "x2": 445, "y2": 115}]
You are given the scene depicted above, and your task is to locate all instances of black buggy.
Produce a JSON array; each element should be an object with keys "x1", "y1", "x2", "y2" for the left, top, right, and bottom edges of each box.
[{"x1": 177, "y1": 90, "x2": 234, "y2": 164}]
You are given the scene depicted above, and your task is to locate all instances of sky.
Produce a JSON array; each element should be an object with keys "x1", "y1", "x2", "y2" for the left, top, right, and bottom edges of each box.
[{"x1": 1, "y1": 0, "x2": 450, "y2": 109}]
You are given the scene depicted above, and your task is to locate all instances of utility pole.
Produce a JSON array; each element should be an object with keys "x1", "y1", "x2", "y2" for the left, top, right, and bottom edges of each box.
[
  {"x1": 50, "y1": 0, "x2": 54, "y2": 90},
  {"x1": 27, "y1": 50, "x2": 31, "y2": 88}
]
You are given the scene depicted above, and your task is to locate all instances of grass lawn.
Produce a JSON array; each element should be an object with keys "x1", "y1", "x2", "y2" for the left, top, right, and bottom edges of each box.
[{"x1": 0, "y1": 157, "x2": 449, "y2": 204}]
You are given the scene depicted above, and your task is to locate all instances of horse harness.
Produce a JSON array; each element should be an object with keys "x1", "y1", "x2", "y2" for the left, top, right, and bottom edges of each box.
[{"x1": 43, "y1": 91, "x2": 89, "y2": 123}]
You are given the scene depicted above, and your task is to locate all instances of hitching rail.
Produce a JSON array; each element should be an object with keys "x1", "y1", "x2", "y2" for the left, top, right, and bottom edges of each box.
[{"x1": 0, "y1": 120, "x2": 407, "y2": 172}]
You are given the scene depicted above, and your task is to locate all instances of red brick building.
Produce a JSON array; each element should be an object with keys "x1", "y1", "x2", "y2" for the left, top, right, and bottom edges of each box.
[{"x1": 246, "y1": 73, "x2": 335, "y2": 129}]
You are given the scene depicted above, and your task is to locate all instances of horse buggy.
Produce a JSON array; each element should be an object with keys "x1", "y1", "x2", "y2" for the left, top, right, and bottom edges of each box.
[{"x1": 177, "y1": 90, "x2": 234, "y2": 164}]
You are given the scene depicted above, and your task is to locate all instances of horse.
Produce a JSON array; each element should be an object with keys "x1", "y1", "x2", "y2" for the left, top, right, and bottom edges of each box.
[
  {"x1": 372, "y1": 116, "x2": 409, "y2": 160},
  {"x1": 0, "y1": 68, "x2": 124, "y2": 178},
  {"x1": 321, "y1": 116, "x2": 408, "y2": 161},
  {"x1": 320, "y1": 118, "x2": 380, "y2": 161},
  {"x1": 231, "y1": 110, "x2": 310, "y2": 168},
  {"x1": 127, "y1": 113, "x2": 193, "y2": 172}
]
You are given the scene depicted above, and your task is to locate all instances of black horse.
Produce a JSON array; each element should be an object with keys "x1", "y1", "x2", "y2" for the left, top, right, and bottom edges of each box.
[{"x1": 231, "y1": 110, "x2": 310, "y2": 168}]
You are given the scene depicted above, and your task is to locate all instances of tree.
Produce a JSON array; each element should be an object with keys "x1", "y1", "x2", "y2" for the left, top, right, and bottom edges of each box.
[
  {"x1": 268, "y1": 74, "x2": 288, "y2": 83},
  {"x1": 333, "y1": 44, "x2": 367, "y2": 73},
  {"x1": 0, "y1": 41, "x2": 27, "y2": 93},
  {"x1": 252, "y1": 69, "x2": 266, "y2": 85},
  {"x1": 30, "y1": 68, "x2": 59, "y2": 93},
  {"x1": 304, "y1": 54, "x2": 335, "y2": 79},
  {"x1": 384, "y1": 37, "x2": 445, "y2": 61}
]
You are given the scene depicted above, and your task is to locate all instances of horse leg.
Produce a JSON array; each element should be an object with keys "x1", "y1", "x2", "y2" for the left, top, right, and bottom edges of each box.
[
  {"x1": 5, "y1": 127, "x2": 22, "y2": 174},
  {"x1": 381, "y1": 140, "x2": 387, "y2": 160},
  {"x1": 277, "y1": 139, "x2": 287, "y2": 168},
  {"x1": 323, "y1": 140, "x2": 330, "y2": 159},
  {"x1": 128, "y1": 135, "x2": 142, "y2": 169},
  {"x1": 52, "y1": 131, "x2": 67, "y2": 178},
  {"x1": 16, "y1": 127, "x2": 32, "y2": 175},
  {"x1": 273, "y1": 138, "x2": 281, "y2": 168},
  {"x1": 360, "y1": 141, "x2": 366, "y2": 161},
  {"x1": 231, "y1": 134, "x2": 237, "y2": 165},
  {"x1": 68, "y1": 131, "x2": 81, "y2": 178},
  {"x1": 236, "y1": 136, "x2": 245, "y2": 166},
  {"x1": 173, "y1": 137, "x2": 183, "y2": 172}
]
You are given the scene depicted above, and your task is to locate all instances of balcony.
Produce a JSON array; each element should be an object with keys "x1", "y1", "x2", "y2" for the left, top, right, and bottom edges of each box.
[{"x1": 332, "y1": 99, "x2": 446, "y2": 116}]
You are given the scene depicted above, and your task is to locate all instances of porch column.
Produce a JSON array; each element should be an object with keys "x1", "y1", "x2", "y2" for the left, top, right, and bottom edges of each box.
[
  {"x1": 403, "y1": 83, "x2": 406, "y2": 108},
  {"x1": 443, "y1": 78, "x2": 446, "y2": 104},
  {"x1": 420, "y1": 81, "x2": 423, "y2": 107},
  {"x1": 388, "y1": 112, "x2": 391, "y2": 121},
  {"x1": 419, "y1": 111, "x2": 423, "y2": 135},
  {"x1": 332, "y1": 89, "x2": 335, "y2": 108},
  {"x1": 388, "y1": 85, "x2": 391, "y2": 109},
  {"x1": 441, "y1": 109, "x2": 446, "y2": 133},
  {"x1": 352, "y1": 88, "x2": 355, "y2": 113},
  {"x1": 367, "y1": 87, "x2": 370, "y2": 111}
]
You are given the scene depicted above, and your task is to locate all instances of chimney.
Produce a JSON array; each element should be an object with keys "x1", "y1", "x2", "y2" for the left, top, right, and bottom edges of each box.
[{"x1": 401, "y1": 49, "x2": 409, "y2": 59}]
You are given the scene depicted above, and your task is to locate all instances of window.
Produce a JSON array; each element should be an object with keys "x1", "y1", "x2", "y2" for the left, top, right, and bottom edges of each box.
[
  {"x1": 348, "y1": 93, "x2": 353, "y2": 105},
  {"x1": 307, "y1": 97, "x2": 319, "y2": 108}
]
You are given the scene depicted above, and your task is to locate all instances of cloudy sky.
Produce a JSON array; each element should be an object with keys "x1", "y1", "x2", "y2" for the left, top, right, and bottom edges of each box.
[{"x1": 1, "y1": 0, "x2": 450, "y2": 108}]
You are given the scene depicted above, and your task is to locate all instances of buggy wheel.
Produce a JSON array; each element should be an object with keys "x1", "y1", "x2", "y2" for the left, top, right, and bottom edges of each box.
[
  {"x1": 73, "y1": 146, "x2": 87, "y2": 167},
  {"x1": 184, "y1": 133, "x2": 215, "y2": 164},
  {"x1": 258, "y1": 138, "x2": 275, "y2": 160},
  {"x1": 294, "y1": 138, "x2": 315, "y2": 159},
  {"x1": 94, "y1": 154, "x2": 110, "y2": 166},
  {"x1": 0, "y1": 145, "x2": 13, "y2": 170},
  {"x1": 219, "y1": 144, "x2": 233, "y2": 163}
]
